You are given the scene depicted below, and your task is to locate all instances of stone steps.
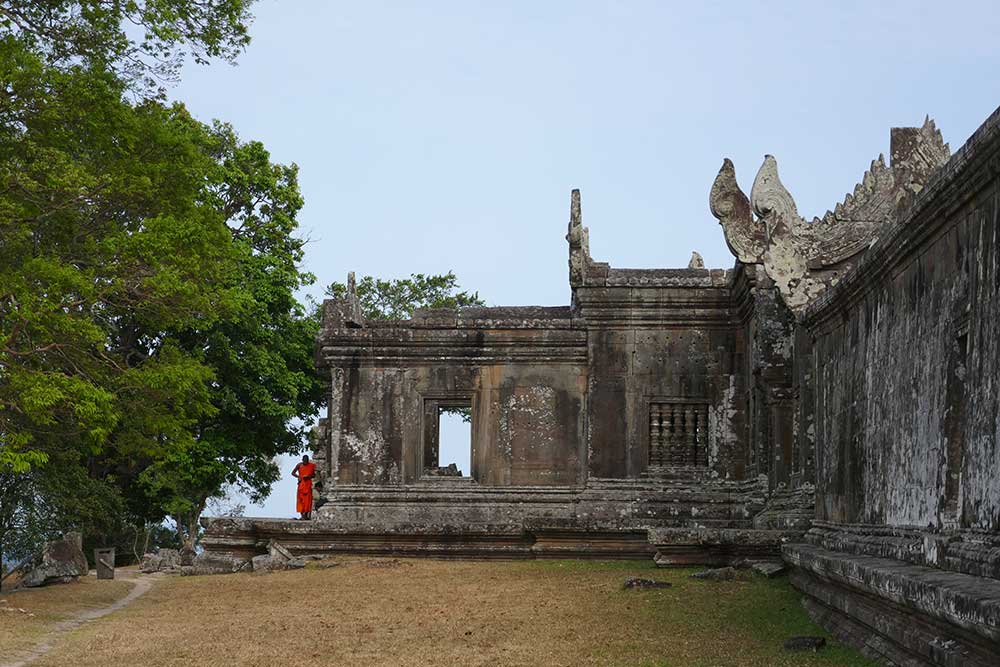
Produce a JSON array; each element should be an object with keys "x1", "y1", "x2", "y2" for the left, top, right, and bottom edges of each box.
[{"x1": 784, "y1": 543, "x2": 1000, "y2": 667}]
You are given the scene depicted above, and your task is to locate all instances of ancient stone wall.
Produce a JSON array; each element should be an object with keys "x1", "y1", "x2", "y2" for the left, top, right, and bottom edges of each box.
[
  {"x1": 738, "y1": 266, "x2": 797, "y2": 488},
  {"x1": 784, "y1": 107, "x2": 1000, "y2": 666},
  {"x1": 315, "y1": 285, "x2": 755, "y2": 487},
  {"x1": 709, "y1": 116, "x2": 953, "y2": 501},
  {"x1": 804, "y1": 110, "x2": 1000, "y2": 533},
  {"x1": 573, "y1": 268, "x2": 746, "y2": 480},
  {"x1": 295, "y1": 189, "x2": 807, "y2": 560},
  {"x1": 316, "y1": 306, "x2": 588, "y2": 486},
  {"x1": 314, "y1": 186, "x2": 769, "y2": 490}
]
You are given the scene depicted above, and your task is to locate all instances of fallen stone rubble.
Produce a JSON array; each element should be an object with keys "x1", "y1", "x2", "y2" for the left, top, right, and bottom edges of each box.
[
  {"x1": 252, "y1": 540, "x2": 306, "y2": 574},
  {"x1": 140, "y1": 548, "x2": 182, "y2": 573},
  {"x1": 622, "y1": 577, "x2": 672, "y2": 590},
  {"x1": 783, "y1": 636, "x2": 826, "y2": 652},
  {"x1": 690, "y1": 566, "x2": 739, "y2": 581},
  {"x1": 20, "y1": 532, "x2": 89, "y2": 588}
]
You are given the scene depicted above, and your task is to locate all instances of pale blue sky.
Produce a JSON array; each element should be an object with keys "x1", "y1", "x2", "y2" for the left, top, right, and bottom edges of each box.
[{"x1": 170, "y1": 1, "x2": 1000, "y2": 517}]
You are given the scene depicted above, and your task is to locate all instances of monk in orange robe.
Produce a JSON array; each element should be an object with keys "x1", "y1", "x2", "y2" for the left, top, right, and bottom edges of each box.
[{"x1": 292, "y1": 455, "x2": 317, "y2": 520}]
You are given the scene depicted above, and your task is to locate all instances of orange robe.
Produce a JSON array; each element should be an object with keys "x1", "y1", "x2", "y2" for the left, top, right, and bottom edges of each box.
[{"x1": 296, "y1": 462, "x2": 316, "y2": 513}]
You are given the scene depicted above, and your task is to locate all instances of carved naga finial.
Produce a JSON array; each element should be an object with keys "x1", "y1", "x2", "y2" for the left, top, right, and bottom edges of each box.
[
  {"x1": 709, "y1": 119, "x2": 951, "y2": 315},
  {"x1": 751, "y1": 155, "x2": 801, "y2": 234},
  {"x1": 749, "y1": 156, "x2": 829, "y2": 310},
  {"x1": 566, "y1": 188, "x2": 591, "y2": 286},
  {"x1": 709, "y1": 158, "x2": 765, "y2": 264}
]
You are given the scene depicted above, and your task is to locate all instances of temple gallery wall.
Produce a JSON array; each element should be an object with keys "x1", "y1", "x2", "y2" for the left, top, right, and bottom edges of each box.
[{"x1": 203, "y1": 106, "x2": 1000, "y2": 666}]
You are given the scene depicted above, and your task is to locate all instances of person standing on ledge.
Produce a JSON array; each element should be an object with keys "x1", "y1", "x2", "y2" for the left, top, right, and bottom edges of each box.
[{"x1": 292, "y1": 455, "x2": 317, "y2": 520}]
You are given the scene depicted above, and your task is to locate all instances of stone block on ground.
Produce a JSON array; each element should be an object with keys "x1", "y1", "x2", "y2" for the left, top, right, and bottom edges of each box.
[
  {"x1": 783, "y1": 636, "x2": 826, "y2": 652},
  {"x1": 623, "y1": 577, "x2": 672, "y2": 590},
  {"x1": 139, "y1": 553, "x2": 162, "y2": 573},
  {"x1": 140, "y1": 548, "x2": 181, "y2": 573},
  {"x1": 251, "y1": 554, "x2": 285, "y2": 574},
  {"x1": 425, "y1": 463, "x2": 463, "y2": 476},
  {"x1": 20, "y1": 532, "x2": 89, "y2": 588},
  {"x1": 750, "y1": 561, "x2": 787, "y2": 578},
  {"x1": 690, "y1": 566, "x2": 737, "y2": 581},
  {"x1": 253, "y1": 540, "x2": 306, "y2": 574},
  {"x1": 94, "y1": 547, "x2": 115, "y2": 579},
  {"x1": 311, "y1": 560, "x2": 341, "y2": 569},
  {"x1": 268, "y1": 539, "x2": 295, "y2": 561},
  {"x1": 185, "y1": 553, "x2": 250, "y2": 576}
]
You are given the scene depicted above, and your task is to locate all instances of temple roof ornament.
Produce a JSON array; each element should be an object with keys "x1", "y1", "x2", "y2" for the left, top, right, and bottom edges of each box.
[
  {"x1": 710, "y1": 118, "x2": 950, "y2": 313},
  {"x1": 709, "y1": 158, "x2": 764, "y2": 264},
  {"x1": 322, "y1": 271, "x2": 365, "y2": 332},
  {"x1": 566, "y1": 188, "x2": 593, "y2": 287}
]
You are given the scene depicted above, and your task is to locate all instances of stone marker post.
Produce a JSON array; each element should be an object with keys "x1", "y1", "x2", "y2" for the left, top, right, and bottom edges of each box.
[{"x1": 94, "y1": 547, "x2": 115, "y2": 580}]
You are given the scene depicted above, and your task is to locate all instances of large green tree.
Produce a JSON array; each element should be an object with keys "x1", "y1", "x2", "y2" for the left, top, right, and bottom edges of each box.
[
  {"x1": 0, "y1": 0, "x2": 322, "y2": 557},
  {"x1": 1, "y1": 42, "x2": 236, "y2": 478},
  {"x1": 140, "y1": 126, "x2": 323, "y2": 548}
]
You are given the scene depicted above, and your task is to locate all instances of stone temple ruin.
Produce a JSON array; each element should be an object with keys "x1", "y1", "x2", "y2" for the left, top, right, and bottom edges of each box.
[{"x1": 204, "y1": 107, "x2": 1000, "y2": 665}]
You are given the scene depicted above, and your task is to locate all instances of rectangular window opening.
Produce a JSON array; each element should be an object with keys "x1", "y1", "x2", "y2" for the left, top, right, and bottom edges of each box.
[{"x1": 424, "y1": 402, "x2": 472, "y2": 478}]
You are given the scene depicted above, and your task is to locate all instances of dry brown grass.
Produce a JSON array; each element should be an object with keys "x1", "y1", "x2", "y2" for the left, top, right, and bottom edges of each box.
[
  {"x1": 0, "y1": 573, "x2": 133, "y2": 660},
  {"x1": 25, "y1": 559, "x2": 874, "y2": 667}
]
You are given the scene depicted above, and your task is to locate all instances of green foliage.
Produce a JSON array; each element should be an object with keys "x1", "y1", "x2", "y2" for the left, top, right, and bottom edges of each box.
[
  {"x1": 0, "y1": 454, "x2": 124, "y2": 569},
  {"x1": 139, "y1": 125, "x2": 323, "y2": 547},
  {"x1": 0, "y1": 6, "x2": 322, "y2": 554},
  {"x1": 0, "y1": 0, "x2": 255, "y2": 89},
  {"x1": 0, "y1": 467, "x2": 34, "y2": 568},
  {"x1": 1, "y1": 36, "x2": 236, "y2": 476},
  {"x1": 326, "y1": 271, "x2": 485, "y2": 320},
  {"x1": 3, "y1": 40, "x2": 216, "y2": 472}
]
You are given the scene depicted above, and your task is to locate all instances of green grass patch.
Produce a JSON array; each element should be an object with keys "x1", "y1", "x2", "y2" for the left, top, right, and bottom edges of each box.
[
  {"x1": 624, "y1": 567, "x2": 877, "y2": 666},
  {"x1": 511, "y1": 560, "x2": 877, "y2": 665}
]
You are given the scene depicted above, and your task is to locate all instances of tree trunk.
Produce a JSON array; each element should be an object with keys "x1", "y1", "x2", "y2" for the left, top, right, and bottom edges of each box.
[
  {"x1": 174, "y1": 497, "x2": 208, "y2": 551},
  {"x1": 131, "y1": 522, "x2": 150, "y2": 563},
  {"x1": 173, "y1": 513, "x2": 196, "y2": 551},
  {"x1": 187, "y1": 513, "x2": 199, "y2": 549}
]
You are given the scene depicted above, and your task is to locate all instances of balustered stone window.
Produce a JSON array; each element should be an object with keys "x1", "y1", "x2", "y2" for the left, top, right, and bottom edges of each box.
[{"x1": 648, "y1": 401, "x2": 709, "y2": 467}]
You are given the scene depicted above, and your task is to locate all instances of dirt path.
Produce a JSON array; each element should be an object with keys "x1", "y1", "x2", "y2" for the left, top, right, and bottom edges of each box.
[{"x1": 1, "y1": 571, "x2": 161, "y2": 667}]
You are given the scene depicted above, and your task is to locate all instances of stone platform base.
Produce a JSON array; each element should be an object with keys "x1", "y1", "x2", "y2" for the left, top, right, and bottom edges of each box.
[
  {"x1": 201, "y1": 477, "x2": 813, "y2": 564},
  {"x1": 200, "y1": 517, "x2": 655, "y2": 560},
  {"x1": 783, "y1": 543, "x2": 1000, "y2": 666},
  {"x1": 314, "y1": 476, "x2": 769, "y2": 531},
  {"x1": 650, "y1": 527, "x2": 802, "y2": 566}
]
